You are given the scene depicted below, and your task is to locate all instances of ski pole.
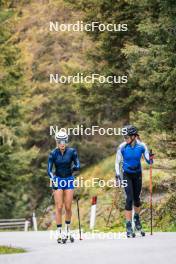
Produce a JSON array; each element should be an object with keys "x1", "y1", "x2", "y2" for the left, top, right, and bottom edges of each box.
[
  {"x1": 106, "y1": 200, "x2": 114, "y2": 227},
  {"x1": 106, "y1": 189, "x2": 118, "y2": 227},
  {"x1": 76, "y1": 198, "x2": 83, "y2": 240},
  {"x1": 149, "y1": 149, "x2": 153, "y2": 235}
]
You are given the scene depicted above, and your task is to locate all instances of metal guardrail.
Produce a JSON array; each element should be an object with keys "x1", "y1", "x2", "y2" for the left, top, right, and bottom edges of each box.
[
  {"x1": 0, "y1": 218, "x2": 31, "y2": 231},
  {"x1": 0, "y1": 212, "x2": 38, "y2": 231}
]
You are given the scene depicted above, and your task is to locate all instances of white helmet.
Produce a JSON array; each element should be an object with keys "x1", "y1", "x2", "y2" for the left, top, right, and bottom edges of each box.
[{"x1": 55, "y1": 130, "x2": 68, "y2": 144}]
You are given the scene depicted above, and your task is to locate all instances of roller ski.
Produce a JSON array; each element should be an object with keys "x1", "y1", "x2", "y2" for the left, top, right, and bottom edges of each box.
[
  {"x1": 133, "y1": 213, "x2": 145, "y2": 237},
  {"x1": 126, "y1": 221, "x2": 135, "y2": 238},
  {"x1": 57, "y1": 232, "x2": 67, "y2": 244},
  {"x1": 66, "y1": 232, "x2": 75, "y2": 243}
]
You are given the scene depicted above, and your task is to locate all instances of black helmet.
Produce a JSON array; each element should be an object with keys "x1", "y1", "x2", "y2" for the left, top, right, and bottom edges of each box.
[{"x1": 124, "y1": 125, "x2": 138, "y2": 136}]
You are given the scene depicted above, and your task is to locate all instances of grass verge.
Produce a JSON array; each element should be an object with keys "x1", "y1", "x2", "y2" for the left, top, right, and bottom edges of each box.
[{"x1": 0, "y1": 245, "x2": 26, "y2": 254}]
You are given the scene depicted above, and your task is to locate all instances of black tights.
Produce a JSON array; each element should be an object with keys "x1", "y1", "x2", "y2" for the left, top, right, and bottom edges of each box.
[{"x1": 123, "y1": 172, "x2": 142, "y2": 211}]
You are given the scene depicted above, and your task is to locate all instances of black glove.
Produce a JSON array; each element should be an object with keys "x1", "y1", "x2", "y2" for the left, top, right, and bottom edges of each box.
[
  {"x1": 115, "y1": 174, "x2": 121, "y2": 186},
  {"x1": 149, "y1": 149, "x2": 154, "y2": 163}
]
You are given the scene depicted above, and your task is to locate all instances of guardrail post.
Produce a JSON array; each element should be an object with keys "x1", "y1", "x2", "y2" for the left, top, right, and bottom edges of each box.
[
  {"x1": 24, "y1": 220, "x2": 30, "y2": 231},
  {"x1": 90, "y1": 196, "x2": 97, "y2": 230},
  {"x1": 32, "y1": 212, "x2": 38, "y2": 231}
]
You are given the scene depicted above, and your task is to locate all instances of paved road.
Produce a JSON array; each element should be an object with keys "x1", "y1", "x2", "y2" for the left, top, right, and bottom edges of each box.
[{"x1": 0, "y1": 231, "x2": 176, "y2": 264}]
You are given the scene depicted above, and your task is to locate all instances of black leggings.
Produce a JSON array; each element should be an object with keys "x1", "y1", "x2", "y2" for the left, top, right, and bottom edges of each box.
[{"x1": 123, "y1": 172, "x2": 142, "y2": 211}]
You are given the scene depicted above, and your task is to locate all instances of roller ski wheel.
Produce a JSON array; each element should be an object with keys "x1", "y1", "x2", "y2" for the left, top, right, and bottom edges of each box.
[
  {"x1": 66, "y1": 234, "x2": 74, "y2": 243},
  {"x1": 132, "y1": 232, "x2": 136, "y2": 238},
  {"x1": 57, "y1": 237, "x2": 62, "y2": 244},
  {"x1": 61, "y1": 238, "x2": 67, "y2": 244},
  {"x1": 70, "y1": 236, "x2": 74, "y2": 243},
  {"x1": 140, "y1": 230, "x2": 145, "y2": 237}
]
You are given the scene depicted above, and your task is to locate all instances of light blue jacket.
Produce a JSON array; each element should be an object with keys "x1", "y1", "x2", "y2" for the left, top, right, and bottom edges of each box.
[{"x1": 115, "y1": 140, "x2": 151, "y2": 175}]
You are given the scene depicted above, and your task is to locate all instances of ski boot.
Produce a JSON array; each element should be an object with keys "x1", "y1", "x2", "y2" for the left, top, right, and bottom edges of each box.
[
  {"x1": 126, "y1": 221, "x2": 135, "y2": 238},
  {"x1": 133, "y1": 213, "x2": 145, "y2": 237}
]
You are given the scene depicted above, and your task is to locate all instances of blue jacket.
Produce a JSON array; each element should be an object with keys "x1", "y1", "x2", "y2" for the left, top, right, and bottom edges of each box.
[
  {"x1": 115, "y1": 140, "x2": 151, "y2": 175},
  {"x1": 47, "y1": 147, "x2": 80, "y2": 178}
]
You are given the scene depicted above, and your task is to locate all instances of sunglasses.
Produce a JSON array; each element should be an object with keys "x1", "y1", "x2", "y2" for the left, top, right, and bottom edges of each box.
[{"x1": 57, "y1": 140, "x2": 67, "y2": 145}]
